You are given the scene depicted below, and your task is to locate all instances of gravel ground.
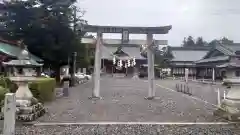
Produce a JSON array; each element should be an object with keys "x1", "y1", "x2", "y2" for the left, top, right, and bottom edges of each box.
[
  {"x1": 32, "y1": 76, "x2": 223, "y2": 123},
  {"x1": 9, "y1": 124, "x2": 239, "y2": 135},
  {"x1": 154, "y1": 79, "x2": 228, "y2": 105},
  {"x1": 1, "y1": 76, "x2": 239, "y2": 134}
]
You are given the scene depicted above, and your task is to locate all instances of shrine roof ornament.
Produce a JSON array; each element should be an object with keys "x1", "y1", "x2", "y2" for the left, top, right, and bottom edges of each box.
[{"x1": 81, "y1": 24, "x2": 172, "y2": 34}]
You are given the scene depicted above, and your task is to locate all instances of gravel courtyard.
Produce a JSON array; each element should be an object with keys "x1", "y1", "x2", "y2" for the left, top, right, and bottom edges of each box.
[
  {"x1": 2, "y1": 76, "x2": 240, "y2": 134},
  {"x1": 36, "y1": 77, "x2": 224, "y2": 123}
]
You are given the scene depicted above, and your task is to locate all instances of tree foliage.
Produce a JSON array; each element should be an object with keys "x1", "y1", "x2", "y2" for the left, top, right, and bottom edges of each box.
[
  {"x1": 140, "y1": 45, "x2": 173, "y2": 68},
  {"x1": 195, "y1": 37, "x2": 205, "y2": 46},
  {"x1": 182, "y1": 36, "x2": 195, "y2": 47},
  {"x1": 181, "y1": 36, "x2": 234, "y2": 47},
  {"x1": 1, "y1": 0, "x2": 88, "y2": 69}
]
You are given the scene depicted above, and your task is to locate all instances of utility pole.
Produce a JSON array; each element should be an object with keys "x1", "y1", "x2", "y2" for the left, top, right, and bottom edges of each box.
[{"x1": 69, "y1": 6, "x2": 77, "y2": 87}]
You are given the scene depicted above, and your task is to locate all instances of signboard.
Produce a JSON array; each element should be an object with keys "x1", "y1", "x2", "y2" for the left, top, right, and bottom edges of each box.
[{"x1": 122, "y1": 30, "x2": 129, "y2": 43}]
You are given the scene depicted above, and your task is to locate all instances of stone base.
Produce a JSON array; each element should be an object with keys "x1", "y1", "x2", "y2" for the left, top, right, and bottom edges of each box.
[
  {"x1": 16, "y1": 102, "x2": 46, "y2": 122},
  {"x1": 0, "y1": 102, "x2": 46, "y2": 122},
  {"x1": 88, "y1": 96, "x2": 103, "y2": 100},
  {"x1": 144, "y1": 96, "x2": 160, "y2": 100},
  {"x1": 213, "y1": 108, "x2": 240, "y2": 121}
]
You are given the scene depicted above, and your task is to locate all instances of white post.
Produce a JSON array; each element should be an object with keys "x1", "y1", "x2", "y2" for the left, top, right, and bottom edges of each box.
[
  {"x1": 217, "y1": 88, "x2": 221, "y2": 108},
  {"x1": 212, "y1": 68, "x2": 215, "y2": 82},
  {"x1": 92, "y1": 32, "x2": 102, "y2": 98},
  {"x1": 82, "y1": 68, "x2": 86, "y2": 74},
  {"x1": 185, "y1": 68, "x2": 189, "y2": 83},
  {"x1": 147, "y1": 33, "x2": 155, "y2": 99},
  {"x1": 224, "y1": 90, "x2": 226, "y2": 99},
  {"x1": 3, "y1": 93, "x2": 16, "y2": 135}
]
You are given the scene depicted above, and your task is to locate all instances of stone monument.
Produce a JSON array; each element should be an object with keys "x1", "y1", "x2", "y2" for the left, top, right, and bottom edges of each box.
[
  {"x1": 2, "y1": 46, "x2": 45, "y2": 121},
  {"x1": 214, "y1": 78, "x2": 240, "y2": 121}
]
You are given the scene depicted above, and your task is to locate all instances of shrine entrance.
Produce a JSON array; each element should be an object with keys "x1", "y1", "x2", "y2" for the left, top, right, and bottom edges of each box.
[{"x1": 81, "y1": 24, "x2": 172, "y2": 100}]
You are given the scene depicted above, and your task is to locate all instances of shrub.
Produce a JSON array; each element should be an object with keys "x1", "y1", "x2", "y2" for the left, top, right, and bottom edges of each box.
[
  {"x1": 0, "y1": 86, "x2": 9, "y2": 107},
  {"x1": 29, "y1": 78, "x2": 56, "y2": 102},
  {"x1": 0, "y1": 77, "x2": 56, "y2": 103},
  {"x1": 0, "y1": 77, "x2": 18, "y2": 93}
]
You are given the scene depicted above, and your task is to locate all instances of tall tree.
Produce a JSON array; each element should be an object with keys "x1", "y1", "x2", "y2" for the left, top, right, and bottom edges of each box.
[
  {"x1": 182, "y1": 36, "x2": 195, "y2": 47},
  {"x1": 220, "y1": 37, "x2": 234, "y2": 44},
  {"x1": 208, "y1": 37, "x2": 234, "y2": 46},
  {"x1": 141, "y1": 45, "x2": 173, "y2": 67},
  {"x1": 2, "y1": 0, "x2": 87, "y2": 82},
  {"x1": 195, "y1": 37, "x2": 205, "y2": 46},
  {"x1": 181, "y1": 37, "x2": 187, "y2": 47}
]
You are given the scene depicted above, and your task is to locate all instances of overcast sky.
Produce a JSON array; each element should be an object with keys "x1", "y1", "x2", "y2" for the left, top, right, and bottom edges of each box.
[{"x1": 77, "y1": 0, "x2": 240, "y2": 46}]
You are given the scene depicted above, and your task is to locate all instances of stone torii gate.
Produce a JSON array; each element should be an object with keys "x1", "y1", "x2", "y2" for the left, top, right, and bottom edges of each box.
[{"x1": 81, "y1": 25, "x2": 172, "y2": 100}]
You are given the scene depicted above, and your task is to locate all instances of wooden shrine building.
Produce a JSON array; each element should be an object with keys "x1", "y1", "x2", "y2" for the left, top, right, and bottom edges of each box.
[
  {"x1": 168, "y1": 46, "x2": 210, "y2": 78},
  {"x1": 195, "y1": 43, "x2": 240, "y2": 80},
  {"x1": 101, "y1": 43, "x2": 146, "y2": 74}
]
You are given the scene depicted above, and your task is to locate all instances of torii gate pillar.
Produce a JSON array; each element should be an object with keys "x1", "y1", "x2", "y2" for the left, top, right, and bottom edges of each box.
[
  {"x1": 91, "y1": 31, "x2": 102, "y2": 99},
  {"x1": 146, "y1": 33, "x2": 155, "y2": 99}
]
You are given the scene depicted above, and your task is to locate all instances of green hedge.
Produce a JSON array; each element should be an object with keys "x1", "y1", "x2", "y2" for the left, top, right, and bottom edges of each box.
[
  {"x1": 0, "y1": 77, "x2": 56, "y2": 103},
  {"x1": 0, "y1": 86, "x2": 9, "y2": 105},
  {"x1": 29, "y1": 78, "x2": 56, "y2": 102}
]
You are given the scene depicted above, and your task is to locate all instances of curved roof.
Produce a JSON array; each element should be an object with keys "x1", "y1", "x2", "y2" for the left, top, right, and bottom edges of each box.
[
  {"x1": 101, "y1": 45, "x2": 145, "y2": 60},
  {"x1": 195, "y1": 56, "x2": 229, "y2": 64},
  {"x1": 0, "y1": 41, "x2": 43, "y2": 62},
  {"x1": 171, "y1": 50, "x2": 208, "y2": 62}
]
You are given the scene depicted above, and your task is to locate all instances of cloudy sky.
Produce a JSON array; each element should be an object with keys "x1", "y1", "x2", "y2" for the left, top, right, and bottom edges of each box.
[{"x1": 77, "y1": 0, "x2": 240, "y2": 46}]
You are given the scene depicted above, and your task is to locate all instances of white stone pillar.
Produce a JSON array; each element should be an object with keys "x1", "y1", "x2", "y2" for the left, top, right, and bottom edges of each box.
[
  {"x1": 185, "y1": 68, "x2": 189, "y2": 83},
  {"x1": 146, "y1": 33, "x2": 155, "y2": 99},
  {"x1": 92, "y1": 32, "x2": 102, "y2": 99},
  {"x1": 212, "y1": 68, "x2": 215, "y2": 82},
  {"x1": 83, "y1": 68, "x2": 86, "y2": 74},
  {"x1": 3, "y1": 93, "x2": 16, "y2": 135}
]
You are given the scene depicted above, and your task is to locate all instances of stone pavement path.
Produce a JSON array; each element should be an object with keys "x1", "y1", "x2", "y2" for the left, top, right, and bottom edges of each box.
[{"x1": 35, "y1": 77, "x2": 223, "y2": 123}]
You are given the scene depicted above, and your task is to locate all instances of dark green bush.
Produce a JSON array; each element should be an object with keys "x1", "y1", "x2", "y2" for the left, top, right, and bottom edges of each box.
[
  {"x1": 0, "y1": 77, "x2": 56, "y2": 103},
  {"x1": 29, "y1": 78, "x2": 56, "y2": 102},
  {"x1": 0, "y1": 77, "x2": 18, "y2": 93},
  {"x1": 0, "y1": 86, "x2": 9, "y2": 107}
]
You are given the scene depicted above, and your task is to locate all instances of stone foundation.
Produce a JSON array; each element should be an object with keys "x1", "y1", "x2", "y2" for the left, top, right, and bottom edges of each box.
[
  {"x1": 0, "y1": 98, "x2": 46, "y2": 122},
  {"x1": 213, "y1": 102, "x2": 240, "y2": 121}
]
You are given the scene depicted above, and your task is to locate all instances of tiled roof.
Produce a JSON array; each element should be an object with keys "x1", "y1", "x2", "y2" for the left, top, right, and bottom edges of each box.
[
  {"x1": 223, "y1": 44, "x2": 240, "y2": 55},
  {"x1": 171, "y1": 50, "x2": 208, "y2": 62},
  {"x1": 217, "y1": 62, "x2": 240, "y2": 68},
  {"x1": 101, "y1": 45, "x2": 117, "y2": 59},
  {"x1": 2, "y1": 59, "x2": 43, "y2": 66},
  {"x1": 195, "y1": 56, "x2": 229, "y2": 64},
  {"x1": 170, "y1": 46, "x2": 211, "y2": 51},
  {"x1": 101, "y1": 44, "x2": 145, "y2": 60},
  {"x1": 0, "y1": 41, "x2": 43, "y2": 62}
]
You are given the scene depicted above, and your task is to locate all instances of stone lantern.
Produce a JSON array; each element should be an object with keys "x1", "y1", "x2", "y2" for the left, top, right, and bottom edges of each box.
[
  {"x1": 2, "y1": 46, "x2": 45, "y2": 121},
  {"x1": 214, "y1": 78, "x2": 240, "y2": 121}
]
